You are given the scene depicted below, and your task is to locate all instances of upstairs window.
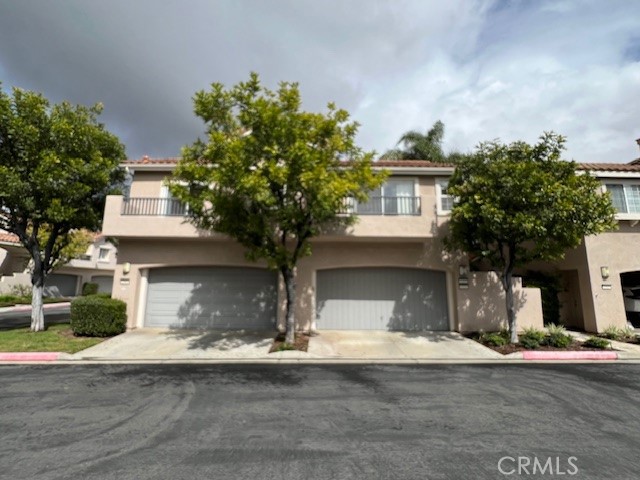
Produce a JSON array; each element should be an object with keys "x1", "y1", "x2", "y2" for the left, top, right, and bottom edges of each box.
[
  {"x1": 436, "y1": 178, "x2": 454, "y2": 214},
  {"x1": 605, "y1": 183, "x2": 640, "y2": 214},
  {"x1": 355, "y1": 178, "x2": 420, "y2": 215},
  {"x1": 98, "y1": 248, "x2": 110, "y2": 261}
]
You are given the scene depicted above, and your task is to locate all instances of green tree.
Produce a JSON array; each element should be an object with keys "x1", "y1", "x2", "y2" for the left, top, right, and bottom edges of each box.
[
  {"x1": 382, "y1": 120, "x2": 447, "y2": 161},
  {"x1": 37, "y1": 228, "x2": 94, "y2": 271},
  {"x1": 0, "y1": 87, "x2": 125, "y2": 331},
  {"x1": 445, "y1": 133, "x2": 616, "y2": 343},
  {"x1": 171, "y1": 73, "x2": 386, "y2": 344}
]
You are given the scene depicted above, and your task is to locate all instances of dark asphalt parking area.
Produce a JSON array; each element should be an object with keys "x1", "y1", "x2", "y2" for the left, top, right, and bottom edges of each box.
[{"x1": 0, "y1": 364, "x2": 639, "y2": 479}]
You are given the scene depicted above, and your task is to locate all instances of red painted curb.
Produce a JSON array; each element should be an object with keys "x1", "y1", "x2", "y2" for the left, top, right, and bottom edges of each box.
[
  {"x1": 522, "y1": 351, "x2": 618, "y2": 361},
  {"x1": 0, "y1": 352, "x2": 60, "y2": 362}
]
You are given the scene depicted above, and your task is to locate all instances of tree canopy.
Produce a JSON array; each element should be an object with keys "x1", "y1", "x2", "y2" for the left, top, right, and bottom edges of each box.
[
  {"x1": 381, "y1": 120, "x2": 468, "y2": 162},
  {"x1": 171, "y1": 72, "x2": 386, "y2": 343},
  {"x1": 445, "y1": 132, "x2": 616, "y2": 342},
  {"x1": 0, "y1": 86, "x2": 125, "y2": 331}
]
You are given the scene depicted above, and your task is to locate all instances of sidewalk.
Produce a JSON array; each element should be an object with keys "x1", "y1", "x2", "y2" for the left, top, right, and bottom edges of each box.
[{"x1": 2, "y1": 327, "x2": 639, "y2": 364}]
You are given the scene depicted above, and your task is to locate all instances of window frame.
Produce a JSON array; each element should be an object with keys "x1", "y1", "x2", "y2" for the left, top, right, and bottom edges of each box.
[
  {"x1": 97, "y1": 247, "x2": 110, "y2": 262},
  {"x1": 603, "y1": 181, "x2": 640, "y2": 220},
  {"x1": 436, "y1": 178, "x2": 454, "y2": 215}
]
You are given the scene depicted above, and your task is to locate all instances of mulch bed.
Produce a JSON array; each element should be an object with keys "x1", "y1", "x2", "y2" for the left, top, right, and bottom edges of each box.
[
  {"x1": 485, "y1": 342, "x2": 611, "y2": 355},
  {"x1": 269, "y1": 332, "x2": 310, "y2": 353}
]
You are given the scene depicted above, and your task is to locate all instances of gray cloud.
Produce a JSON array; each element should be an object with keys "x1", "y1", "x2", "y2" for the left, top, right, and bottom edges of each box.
[{"x1": 0, "y1": 0, "x2": 639, "y2": 162}]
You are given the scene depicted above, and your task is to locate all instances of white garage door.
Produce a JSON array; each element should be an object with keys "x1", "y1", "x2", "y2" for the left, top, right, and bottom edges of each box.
[
  {"x1": 144, "y1": 267, "x2": 277, "y2": 329},
  {"x1": 316, "y1": 268, "x2": 449, "y2": 331}
]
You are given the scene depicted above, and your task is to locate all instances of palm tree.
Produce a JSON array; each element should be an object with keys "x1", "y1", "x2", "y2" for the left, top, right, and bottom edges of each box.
[{"x1": 381, "y1": 120, "x2": 446, "y2": 161}]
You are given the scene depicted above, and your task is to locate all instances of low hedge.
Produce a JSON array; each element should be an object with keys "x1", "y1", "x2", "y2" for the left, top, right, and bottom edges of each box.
[
  {"x1": 82, "y1": 282, "x2": 99, "y2": 296},
  {"x1": 70, "y1": 296, "x2": 127, "y2": 337}
]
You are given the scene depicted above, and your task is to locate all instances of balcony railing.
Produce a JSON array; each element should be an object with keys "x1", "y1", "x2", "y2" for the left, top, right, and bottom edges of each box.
[
  {"x1": 342, "y1": 196, "x2": 421, "y2": 216},
  {"x1": 121, "y1": 197, "x2": 188, "y2": 216},
  {"x1": 120, "y1": 196, "x2": 420, "y2": 217}
]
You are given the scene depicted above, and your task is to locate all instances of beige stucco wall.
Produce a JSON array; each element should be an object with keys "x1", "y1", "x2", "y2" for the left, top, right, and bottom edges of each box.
[
  {"x1": 104, "y1": 172, "x2": 453, "y2": 240},
  {"x1": 456, "y1": 272, "x2": 543, "y2": 333},
  {"x1": 577, "y1": 226, "x2": 640, "y2": 331},
  {"x1": 129, "y1": 171, "x2": 168, "y2": 197},
  {"x1": 111, "y1": 237, "x2": 547, "y2": 333}
]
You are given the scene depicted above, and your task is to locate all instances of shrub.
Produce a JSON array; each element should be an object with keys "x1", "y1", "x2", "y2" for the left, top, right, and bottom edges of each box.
[
  {"x1": 600, "y1": 325, "x2": 636, "y2": 342},
  {"x1": 519, "y1": 327, "x2": 546, "y2": 349},
  {"x1": 583, "y1": 336, "x2": 611, "y2": 350},
  {"x1": 82, "y1": 282, "x2": 99, "y2": 296},
  {"x1": 481, "y1": 331, "x2": 509, "y2": 347},
  {"x1": 541, "y1": 323, "x2": 573, "y2": 348},
  {"x1": 70, "y1": 296, "x2": 127, "y2": 337},
  {"x1": 545, "y1": 332, "x2": 573, "y2": 348},
  {"x1": 274, "y1": 342, "x2": 296, "y2": 352},
  {"x1": 9, "y1": 284, "x2": 31, "y2": 297}
]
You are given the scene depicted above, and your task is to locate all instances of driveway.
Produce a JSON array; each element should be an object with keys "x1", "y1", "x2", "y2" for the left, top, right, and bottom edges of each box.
[
  {"x1": 72, "y1": 328, "x2": 499, "y2": 361},
  {"x1": 309, "y1": 330, "x2": 501, "y2": 359}
]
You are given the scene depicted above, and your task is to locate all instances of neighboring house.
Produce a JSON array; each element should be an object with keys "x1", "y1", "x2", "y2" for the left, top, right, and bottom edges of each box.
[
  {"x1": 102, "y1": 150, "x2": 640, "y2": 334},
  {"x1": 0, "y1": 232, "x2": 117, "y2": 296}
]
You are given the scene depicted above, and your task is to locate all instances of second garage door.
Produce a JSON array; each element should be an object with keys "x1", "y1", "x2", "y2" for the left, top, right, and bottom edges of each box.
[
  {"x1": 145, "y1": 267, "x2": 277, "y2": 329},
  {"x1": 316, "y1": 267, "x2": 449, "y2": 331}
]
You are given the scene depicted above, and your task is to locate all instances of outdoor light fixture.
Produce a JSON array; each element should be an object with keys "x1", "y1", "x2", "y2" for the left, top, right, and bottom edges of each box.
[
  {"x1": 123, "y1": 262, "x2": 131, "y2": 275},
  {"x1": 600, "y1": 266, "x2": 610, "y2": 280}
]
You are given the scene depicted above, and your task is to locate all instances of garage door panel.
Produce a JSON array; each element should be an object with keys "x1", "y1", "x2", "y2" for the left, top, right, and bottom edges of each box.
[
  {"x1": 145, "y1": 267, "x2": 277, "y2": 329},
  {"x1": 316, "y1": 268, "x2": 449, "y2": 331}
]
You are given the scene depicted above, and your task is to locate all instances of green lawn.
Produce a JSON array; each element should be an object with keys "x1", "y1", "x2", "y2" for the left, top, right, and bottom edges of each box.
[{"x1": 0, "y1": 323, "x2": 105, "y2": 353}]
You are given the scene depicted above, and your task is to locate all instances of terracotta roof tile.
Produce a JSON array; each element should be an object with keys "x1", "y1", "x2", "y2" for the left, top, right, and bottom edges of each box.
[
  {"x1": 0, "y1": 233, "x2": 20, "y2": 244},
  {"x1": 371, "y1": 160, "x2": 454, "y2": 168},
  {"x1": 122, "y1": 157, "x2": 640, "y2": 172},
  {"x1": 578, "y1": 163, "x2": 640, "y2": 172},
  {"x1": 123, "y1": 157, "x2": 454, "y2": 169},
  {"x1": 123, "y1": 156, "x2": 180, "y2": 165}
]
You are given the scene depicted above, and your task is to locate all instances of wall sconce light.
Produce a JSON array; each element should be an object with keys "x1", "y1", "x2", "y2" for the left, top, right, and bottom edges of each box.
[
  {"x1": 459, "y1": 265, "x2": 469, "y2": 278},
  {"x1": 123, "y1": 262, "x2": 131, "y2": 275},
  {"x1": 600, "y1": 266, "x2": 609, "y2": 280}
]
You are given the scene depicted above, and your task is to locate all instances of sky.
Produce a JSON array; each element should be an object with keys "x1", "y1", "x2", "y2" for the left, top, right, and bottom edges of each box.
[{"x1": 0, "y1": 0, "x2": 638, "y2": 163}]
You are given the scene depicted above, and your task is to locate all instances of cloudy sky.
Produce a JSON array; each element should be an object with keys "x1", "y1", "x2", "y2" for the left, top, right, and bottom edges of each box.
[{"x1": 0, "y1": 0, "x2": 638, "y2": 162}]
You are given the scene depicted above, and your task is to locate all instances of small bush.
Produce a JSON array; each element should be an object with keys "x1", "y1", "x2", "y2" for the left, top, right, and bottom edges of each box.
[
  {"x1": 519, "y1": 327, "x2": 546, "y2": 349},
  {"x1": 82, "y1": 282, "x2": 99, "y2": 296},
  {"x1": 274, "y1": 342, "x2": 296, "y2": 352},
  {"x1": 600, "y1": 325, "x2": 636, "y2": 342},
  {"x1": 9, "y1": 284, "x2": 31, "y2": 297},
  {"x1": 545, "y1": 332, "x2": 573, "y2": 348},
  {"x1": 91, "y1": 292, "x2": 112, "y2": 299},
  {"x1": 546, "y1": 323, "x2": 567, "y2": 336},
  {"x1": 583, "y1": 336, "x2": 611, "y2": 350},
  {"x1": 481, "y1": 331, "x2": 509, "y2": 347},
  {"x1": 70, "y1": 296, "x2": 127, "y2": 337}
]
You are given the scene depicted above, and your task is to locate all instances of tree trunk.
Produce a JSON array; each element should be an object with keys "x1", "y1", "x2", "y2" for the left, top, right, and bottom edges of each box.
[
  {"x1": 281, "y1": 266, "x2": 296, "y2": 344},
  {"x1": 503, "y1": 270, "x2": 518, "y2": 344},
  {"x1": 500, "y1": 245, "x2": 518, "y2": 344},
  {"x1": 31, "y1": 268, "x2": 45, "y2": 332}
]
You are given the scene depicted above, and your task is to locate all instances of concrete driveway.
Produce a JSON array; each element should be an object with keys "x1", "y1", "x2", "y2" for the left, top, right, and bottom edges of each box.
[
  {"x1": 308, "y1": 330, "x2": 502, "y2": 360},
  {"x1": 72, "y1": 328, "x2": 499, "y2": 361}
]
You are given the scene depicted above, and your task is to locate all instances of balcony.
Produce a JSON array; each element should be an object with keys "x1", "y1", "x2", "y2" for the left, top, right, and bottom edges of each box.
[
  {"x1": 342, "y1": 196, "x2": 421, "y2": 216},
  {"x1": 103, "y1": 195, "x2": 438, "y2": 240},
  {"x1": 122, "y1": 197, "x2": 188, "y2": 216}
]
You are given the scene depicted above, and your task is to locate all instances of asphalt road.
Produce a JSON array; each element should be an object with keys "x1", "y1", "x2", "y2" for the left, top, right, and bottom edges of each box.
[{"x1": 1, "y1": 364, "x2": 639, "y2": 480}]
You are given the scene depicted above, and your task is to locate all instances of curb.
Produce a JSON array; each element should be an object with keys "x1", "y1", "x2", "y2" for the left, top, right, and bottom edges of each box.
[
  {"x1": 522, "y1": 351, "x2": 618, "y2": 361},
  {"x1": 0, "y1": 352, "x2": 61, "y2": 362}
]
